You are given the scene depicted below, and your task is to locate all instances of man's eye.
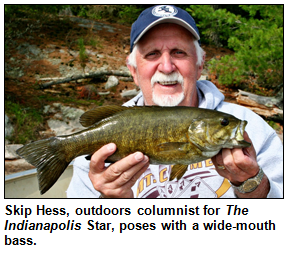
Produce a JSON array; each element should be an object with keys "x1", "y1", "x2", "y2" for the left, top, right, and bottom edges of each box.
[
  {"x1": 146, "y1": 51, "x2": 158, "y2": 57},
  {"x1": 173, "y1": 50, "x2": 186, "y2": 57}
]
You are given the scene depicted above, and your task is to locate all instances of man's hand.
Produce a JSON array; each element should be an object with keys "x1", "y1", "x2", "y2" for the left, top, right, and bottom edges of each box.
[
  {"x1": 88, "y1": 143, "x2": 149, "y2": 198},
  {"x1": 212, "y1": 132, "x2": 259, "y2": 185},
  {"x1": 212, "y1": 131, "x2": 270, "y2": 198}
]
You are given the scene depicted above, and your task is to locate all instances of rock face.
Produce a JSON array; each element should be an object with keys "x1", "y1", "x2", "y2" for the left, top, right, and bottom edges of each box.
[
  {"x1": 105, "y1": 75, "x2": 119, "y2": 89},
  {"x1": 5, "y1": 103, "x2": 86, "y2": 174},
  {"x1": 120, "y1": 89, "x2": 139, "y2": 97},
  {"x1": 5, "y1": 159, "x2": 35, "y2": 174},
  {"x1": 5, "y1": 144, "x2": 23, "y2": 160},
  {"x1": 5, "y1": 144, "x2": 35, "y2": 174},
  {"x1": 5, "y1": 114, "x2": 14, "y2": 139},
  {"x1": 44, "y1": 103, "x2": 85, "y2": 136}
]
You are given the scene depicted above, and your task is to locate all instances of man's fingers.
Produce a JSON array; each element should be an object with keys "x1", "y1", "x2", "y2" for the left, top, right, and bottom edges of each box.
[
  {"x1": 212, "y1": 150, "x2": 224, "y2": 166},
  {"x1": 91, "y1": 152, "x2": 149, "y2": 198},
  {"x1": 118, "y1": 155, "x2": 149, "y2": 186},
  {"x1": 221, "y1": 148, "x2": 245, "y2": 173},
  {"x1": 243, "y1": 131, "x2": 252, "y2": 143},
  {"x1": 89, "y1": 143, "x2": 117, "y2": 174},
  {"x1": 104, "y1": 152, "x2": 149, "y2": 183},
  {"x1": 242, "y1": 131, "x2": 257, "y2": 158}
]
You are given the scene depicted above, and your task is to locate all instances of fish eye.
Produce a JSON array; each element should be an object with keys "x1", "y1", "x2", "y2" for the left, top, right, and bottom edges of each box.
[{"x1": 221, "y1": 118, "x2": 229, "y2": 126}]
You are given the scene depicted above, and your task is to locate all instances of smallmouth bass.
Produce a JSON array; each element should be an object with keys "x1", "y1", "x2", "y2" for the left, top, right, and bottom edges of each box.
[{"x1": 16, "y1": 105, "x2": 251, "y2": 194}]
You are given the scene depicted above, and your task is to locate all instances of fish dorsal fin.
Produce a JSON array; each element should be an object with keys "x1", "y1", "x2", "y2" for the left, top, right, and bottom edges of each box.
[{"x1": 80, "y1": 105, "x2": 128, "y2": 127}]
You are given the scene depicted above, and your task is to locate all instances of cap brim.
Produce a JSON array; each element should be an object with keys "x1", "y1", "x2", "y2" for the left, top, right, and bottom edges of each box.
[{"x1": 133, "y1": 17, "x2": 200, "y2": 47}]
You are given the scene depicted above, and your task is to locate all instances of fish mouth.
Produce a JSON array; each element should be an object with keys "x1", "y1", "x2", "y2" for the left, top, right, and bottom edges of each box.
[{"x1": 233, "y1": 120, "x2": 251, "y2": 148}]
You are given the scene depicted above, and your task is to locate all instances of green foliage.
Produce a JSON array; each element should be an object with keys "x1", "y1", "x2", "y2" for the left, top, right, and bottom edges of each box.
[
  {"x1": 5, "y1": 5, "x2": 68, "y2": 19},
  {"x1": 77, "y1": 38, "x2": 88, "y2": 63},
  {"x1": 267, "y1": 120, "x2": 281, "y2": 132},
  {"x1": 5, "y1": 101, "x2": 43, "y2": 144},
  {"x1": 77, "y1": 5, "x2": 89, "y2": 18},
  {"x1": 5, "y1": 4, "x2": 72, "y2": 50},
  {"x1": 186, "y1": 5, "x2": 241, "y2": 47},
  {"x1": 89, "y1": 36, "x2": 102, "y2": 49},
  {"x1": 118, "y1": 5, "x2": 146, "y2": 24},
  {"x1": 71, "y1": 5, "x2": 147, "y2": 25},
  {"x1": 187, "y1": 5, "x2": 283, "y2": 92}
]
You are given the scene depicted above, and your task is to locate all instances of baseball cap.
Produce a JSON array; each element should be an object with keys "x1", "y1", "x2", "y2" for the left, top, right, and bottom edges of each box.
[{"x1": 130, "y1": 5, "x2": 200, "y2": 52}]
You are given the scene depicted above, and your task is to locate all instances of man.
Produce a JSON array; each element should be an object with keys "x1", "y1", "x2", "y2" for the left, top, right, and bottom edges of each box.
[{"x1": 67, "y1": 5, "x2": 283, "y2": 198}]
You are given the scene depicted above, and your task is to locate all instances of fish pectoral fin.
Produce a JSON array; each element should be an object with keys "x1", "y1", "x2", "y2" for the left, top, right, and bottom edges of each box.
[
  {"x1": 170, "y1": 164, "x2": 188, "y2": 181},
  {"x1": 156, "y1": 142, "x2": 190, "y2": 153},
  {"x1": 80, "y1": 105, "x2": 128, "y2": 127}
]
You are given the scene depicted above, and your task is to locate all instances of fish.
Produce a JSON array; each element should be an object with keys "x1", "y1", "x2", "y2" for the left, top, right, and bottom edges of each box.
[{"x1": 16, "y1": 105, "x2": 251, "y2": 195}]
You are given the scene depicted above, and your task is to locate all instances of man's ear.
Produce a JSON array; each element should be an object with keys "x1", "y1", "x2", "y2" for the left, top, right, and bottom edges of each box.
[
  {"x1": 197, "y1": 52, "x2": 206, "y2": 80},
  {"x1": 126, "y1": 56, "x2": 139, "y2": 86}
]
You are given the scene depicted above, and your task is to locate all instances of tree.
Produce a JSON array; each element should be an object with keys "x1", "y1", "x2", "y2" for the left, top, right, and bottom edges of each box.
[{"x1": 187, "y1": 5, "x2": 283, "y2": 95}]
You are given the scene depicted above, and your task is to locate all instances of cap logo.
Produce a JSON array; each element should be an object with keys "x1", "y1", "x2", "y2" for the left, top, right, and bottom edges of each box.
[{"x1": 152, "y1": 5, "x2": 178, "y2": 17}]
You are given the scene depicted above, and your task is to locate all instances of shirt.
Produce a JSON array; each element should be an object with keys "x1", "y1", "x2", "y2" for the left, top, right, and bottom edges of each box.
[{"x1": 66, "y1": 80, "x2": 283, "y2": 198}]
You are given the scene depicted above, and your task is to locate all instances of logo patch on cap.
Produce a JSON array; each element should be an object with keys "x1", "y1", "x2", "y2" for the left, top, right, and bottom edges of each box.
[{"x1": 152, "y1": 5, "x2": 178, "y2": 17}]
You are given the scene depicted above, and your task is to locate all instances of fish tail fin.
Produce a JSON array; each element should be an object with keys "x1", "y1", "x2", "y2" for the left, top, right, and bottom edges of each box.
[{"x1": 16, "y1": 137, "x2": 70, "y2": 195}]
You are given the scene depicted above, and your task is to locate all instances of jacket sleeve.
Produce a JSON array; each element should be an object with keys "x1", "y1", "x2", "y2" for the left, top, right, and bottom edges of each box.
[
  {"x1": 256, "y1": 130, "x2": 283, "y2": 198},
  {"x1": 243, "y1": 107, "x2": 283, "y2": 198},
  {"x1": 217, "y1": 102, "x2": 283, "y2": 198}
]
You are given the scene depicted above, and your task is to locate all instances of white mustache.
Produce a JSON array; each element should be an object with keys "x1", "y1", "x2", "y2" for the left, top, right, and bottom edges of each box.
[{"x1": 151, "y1": 71, "x2": 184, "y2": 87}]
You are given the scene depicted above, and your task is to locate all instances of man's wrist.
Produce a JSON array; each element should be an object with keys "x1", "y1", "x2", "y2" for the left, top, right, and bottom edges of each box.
[{"x1": 230, "y1": 167, "x2": 264, "y2": 194}]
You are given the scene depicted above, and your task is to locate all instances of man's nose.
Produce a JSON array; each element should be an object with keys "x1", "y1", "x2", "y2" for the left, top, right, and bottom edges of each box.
[{"x1": 158, "y1": 53, "x2": 176, "y2": 74}]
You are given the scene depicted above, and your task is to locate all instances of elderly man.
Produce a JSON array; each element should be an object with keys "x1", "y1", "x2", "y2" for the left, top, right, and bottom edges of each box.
[{"x1": 67, "y1": 5, "x2": 283, "y2": 198}]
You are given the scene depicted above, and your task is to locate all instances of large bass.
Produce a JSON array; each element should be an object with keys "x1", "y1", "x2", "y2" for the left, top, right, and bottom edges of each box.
[{"x1": 17, "y1": 105, "x2": 250, "y2": 194}]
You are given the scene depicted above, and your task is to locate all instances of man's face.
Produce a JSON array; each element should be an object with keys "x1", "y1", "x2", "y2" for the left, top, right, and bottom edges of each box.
[{"x1": 128, "y1": 23, "x2": 203, "y2": 107}]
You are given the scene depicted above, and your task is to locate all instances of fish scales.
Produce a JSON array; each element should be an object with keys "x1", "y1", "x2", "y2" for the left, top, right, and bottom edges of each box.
[
  {"x1": 102, "y1": 108, "x2": 192, "y2": 163},
  {"x1": 16, "y1": 105, "x2": 250, "y2": 194}
]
